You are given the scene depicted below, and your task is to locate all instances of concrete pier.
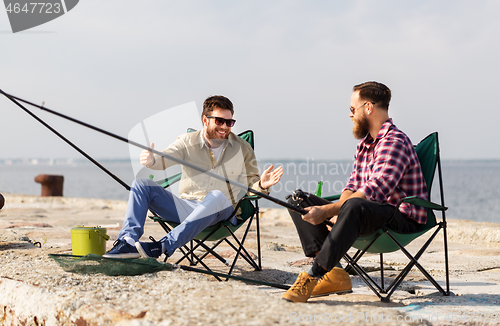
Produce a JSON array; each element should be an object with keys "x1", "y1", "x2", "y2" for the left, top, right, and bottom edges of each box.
[{"x1": 1, "y1": 193, "x2": 499, "y2": 325}]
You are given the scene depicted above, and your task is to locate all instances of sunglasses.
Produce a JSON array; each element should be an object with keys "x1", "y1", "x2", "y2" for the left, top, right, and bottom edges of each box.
[
  {"x1": 349, "y1": 101, "x2": 375, "y2": 114},
  {"x1": 206, "y1": 115, "x2": 236, "y2": 127}
]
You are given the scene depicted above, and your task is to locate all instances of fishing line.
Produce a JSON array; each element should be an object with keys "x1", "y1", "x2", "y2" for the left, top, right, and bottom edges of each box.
[
  {"x1": 0, "y1": 90, "x2": 307, "y2": 215},
  {"x1": 178, "y1": 264, "x2": 290, "y2": 290}
]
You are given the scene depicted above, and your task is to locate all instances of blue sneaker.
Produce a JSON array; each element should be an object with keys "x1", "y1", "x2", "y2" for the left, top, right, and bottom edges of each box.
[
  {"x1": 135, "y1": 236, "x2": 163, "y2": 259},
  {"x1": 103, "y1": 238, "x2": 140, "y2": 259}
]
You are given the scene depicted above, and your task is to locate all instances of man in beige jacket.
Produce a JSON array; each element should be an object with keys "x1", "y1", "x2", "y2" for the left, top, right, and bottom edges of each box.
[{"x1": 104, "y1": 95, "x2": 283, "y2": 259}]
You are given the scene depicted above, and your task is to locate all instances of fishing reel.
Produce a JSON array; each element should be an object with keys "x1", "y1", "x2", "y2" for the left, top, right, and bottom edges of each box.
[
  {"x1": 286, "y1": 189, "x2": 333, "y2": 227},
  {"x1": 286, "y1": 188, "x2": 309, "y2": 205}
]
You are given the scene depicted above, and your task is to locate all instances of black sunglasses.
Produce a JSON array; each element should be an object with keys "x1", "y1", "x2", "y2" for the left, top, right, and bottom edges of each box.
[
  {"x1": 206, "y1": 115, "x2": 236, "y2": 127},
  {"x1": 349, "y1": 101, "x2": 375, "y2": 114}
]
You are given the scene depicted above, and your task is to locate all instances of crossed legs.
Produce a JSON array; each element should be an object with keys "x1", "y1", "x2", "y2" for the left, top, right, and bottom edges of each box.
[{"x1": 117, "y1": 178, "x2": 236, "y2": 257}]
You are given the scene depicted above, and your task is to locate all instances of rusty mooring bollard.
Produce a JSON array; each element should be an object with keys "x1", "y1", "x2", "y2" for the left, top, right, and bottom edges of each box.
[{"x1": 34, "y1": 174, "x2": 64, "y2": 196}]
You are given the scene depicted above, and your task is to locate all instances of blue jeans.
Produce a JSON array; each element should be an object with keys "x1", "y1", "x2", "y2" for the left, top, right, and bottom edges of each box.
[{"x1": 118, "y1": 178, "x2": 236, "y2": 256}]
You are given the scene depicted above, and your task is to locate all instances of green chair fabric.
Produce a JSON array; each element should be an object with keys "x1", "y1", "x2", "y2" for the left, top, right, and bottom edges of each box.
[
  {"x1": 324, "y1": 132, "x2": 450, "y2": 301},
  {"x1": 148, "y1": 129, "x2": 262, "y2": 280}
]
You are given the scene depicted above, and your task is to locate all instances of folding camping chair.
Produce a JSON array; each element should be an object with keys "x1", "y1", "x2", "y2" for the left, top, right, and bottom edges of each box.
[
  {"x1": 322, "y1": 132, "x2": 450, "y2": 302},
  {"x1": 148, "y1": 130, "x2": 262, "y2": 281}
]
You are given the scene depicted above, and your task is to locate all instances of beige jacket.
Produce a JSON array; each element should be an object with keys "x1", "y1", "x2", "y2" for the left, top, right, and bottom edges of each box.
[{"x1": 147, "y1": 130, "x2": 269, "y2": 206}]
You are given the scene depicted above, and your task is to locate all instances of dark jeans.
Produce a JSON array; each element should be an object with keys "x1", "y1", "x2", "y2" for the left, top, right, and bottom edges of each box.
[{"x1": 288, "y1": 195, "x2": 421, "y2": 272}]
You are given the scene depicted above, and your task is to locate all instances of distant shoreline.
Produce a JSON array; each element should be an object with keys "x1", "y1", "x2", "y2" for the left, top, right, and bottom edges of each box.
[
  {"x1": 2, "y1": 160, "x2": 499, "y2": 223},
  {"x1": 2, "y1": 158, "x2": 500, "y2": 166}
]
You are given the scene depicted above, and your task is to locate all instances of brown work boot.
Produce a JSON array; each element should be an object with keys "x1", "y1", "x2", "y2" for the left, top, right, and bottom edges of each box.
[
  {"x1": 311, "y1": 267, "x2": 353, "y2": 297},
  {"x1": 282, "y1": 272, "x2": 318, "y2": 303}
]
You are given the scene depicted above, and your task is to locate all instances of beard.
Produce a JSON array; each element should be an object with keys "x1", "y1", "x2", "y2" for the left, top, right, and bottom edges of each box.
[
  {"x1": 352, "y1": 112, "x2": 370, "y2": 140},
  {"x1": 205, "y1": 124, "x2": 229, "y2": 147}
]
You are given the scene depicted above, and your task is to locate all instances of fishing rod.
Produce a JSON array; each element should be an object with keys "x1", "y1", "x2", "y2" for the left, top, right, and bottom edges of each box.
[
  {"x1": 0, "y1": 89, "x2": 308, "y2": 215},
  {"x1": 1, "y1": 89, "x2": 130, "y2": 191}
]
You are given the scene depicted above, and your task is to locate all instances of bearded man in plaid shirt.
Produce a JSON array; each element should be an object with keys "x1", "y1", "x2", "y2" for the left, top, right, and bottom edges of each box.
[{"x1": 283, "y1": 81, "x2": 429, "y2": 303}]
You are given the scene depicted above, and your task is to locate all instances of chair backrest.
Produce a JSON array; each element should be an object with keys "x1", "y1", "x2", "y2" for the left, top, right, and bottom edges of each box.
[
  {"x1": 187, "y1": 128, "x2": 254, "y2": 150},
  {"x1": 415, "y1": 132, "x2": 438, "y2": 196},
  {"x1": 233, "y1": 130, "x2": 255, "y2": 221},
  {"x1": 237, "y1": 130, "x2": 254, "y2": 150},
  {"x1": 414, "y1": 132, "x2": 441, "y2": 229}
]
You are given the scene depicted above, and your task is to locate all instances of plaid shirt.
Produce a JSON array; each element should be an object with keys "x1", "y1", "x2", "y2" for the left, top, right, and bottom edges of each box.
[{"x1": 344, "y1": 119, "x2": 428, "y2": 224}]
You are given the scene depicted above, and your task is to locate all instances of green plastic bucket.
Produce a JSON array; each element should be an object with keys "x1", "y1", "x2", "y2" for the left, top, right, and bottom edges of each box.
[{"x1": 71, "y1": 226, "x2": 110, "y2": 256}]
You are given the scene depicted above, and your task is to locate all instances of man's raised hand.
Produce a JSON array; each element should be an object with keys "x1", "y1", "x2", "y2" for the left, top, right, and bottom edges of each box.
[{"x1": 260, "y1": 165, "x2": 284, "y2": 189}]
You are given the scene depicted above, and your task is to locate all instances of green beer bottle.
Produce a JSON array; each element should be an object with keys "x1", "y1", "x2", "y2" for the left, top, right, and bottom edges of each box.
[{"x1": 314, "y1": 181, "x2": 323, "y2": 197}]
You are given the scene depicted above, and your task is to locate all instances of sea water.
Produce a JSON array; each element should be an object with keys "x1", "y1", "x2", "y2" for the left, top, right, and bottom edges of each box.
[{"x1": 0, "y1": 159, "x2": 498, "y2": 223}]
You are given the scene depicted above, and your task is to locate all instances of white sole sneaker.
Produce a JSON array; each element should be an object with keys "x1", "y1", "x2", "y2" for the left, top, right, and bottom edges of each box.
[{"x1": 102, "y1": 252, "x2": 141, "y2": 259}]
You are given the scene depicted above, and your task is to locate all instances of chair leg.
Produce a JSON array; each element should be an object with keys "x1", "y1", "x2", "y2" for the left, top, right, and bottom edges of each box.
[
  {"x1": 342, "y1": 233, "x2": 386, "y2": 297},
  {"x1": 384, "y1": 228, "x2": 448, "y2": 296},
  {"x1": 223, "y1": 237, "x2": 259, "y2": 270},
  {"x1": 156, "y1": 219, "x2": 196, "y2": 266},
  {"x1": 343, "y1": 253, "x2": 384, "y2": 300},
  {"x1": 224, "y1": 217, "x2": 260, "y2": 274},
  {"x1": 174, "y1": 226, "x2": 226, "y2": 265},
  {"x1": 255, "y1": 203, "x2": 262, "y2": 270},
  {"x1": 151, "y1": 201, "x2": 262, "y2": 281},
  {"x1": 187, "y1": 239, "x2": 229, "y2": 266},
  {"x1": 172, "y1": 221, "x2": 255, "y2": 280},
  {"x1": 345, "y1": 249, "x2": 361, "y2": 274},
  {"x1": 380, "y1": 253, "x2": 385, "y2": 293},
  {"x1": 176, "y1": 245, "x2": 196, "y2": 265},
  {"x1": 442, "y1": 222, "x2": 451, "y2": 295},
  {"x1": 190, "y1": 241, "x2": 195, "y2": 266},
  {"x1": 193, "y1": 239, "x2": 228, "y2": 266}
]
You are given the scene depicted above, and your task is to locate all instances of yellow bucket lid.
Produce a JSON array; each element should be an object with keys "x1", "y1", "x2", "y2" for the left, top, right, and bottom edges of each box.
[
  {"x1": 71, "y1": 226, "x2": 109, "y2": 240},
  {"x1": 72, "y1": 225, "x2": 106, "y2": 230}
]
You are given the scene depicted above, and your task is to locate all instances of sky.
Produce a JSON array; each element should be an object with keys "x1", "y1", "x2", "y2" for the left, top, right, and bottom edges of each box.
[{"x1": 1, "y1": 0, "x2": 499, "y2": 162}]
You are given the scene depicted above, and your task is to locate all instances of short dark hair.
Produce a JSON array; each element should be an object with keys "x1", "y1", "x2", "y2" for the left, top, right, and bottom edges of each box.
[
  {"x1": 353, "y1": 81, "x2": 391, "y2": 109},
  {"x1": 202, "y1": 95, "x2": 234, "y2": 120}
]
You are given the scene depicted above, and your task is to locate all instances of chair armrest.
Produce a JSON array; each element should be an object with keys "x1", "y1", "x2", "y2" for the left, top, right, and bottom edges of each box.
[
  {"x1": 397, "y1": 195, "x2": 448, "y2": 211},
  {"x1": 243, "y1": 195, "x2": 261, "y2": 201},
  {"x1": 322, "y1": 194, "x2": 341, "y2": 202},
  {"x1": 321, "y1": 193, "x2": 447, "y2": 212},
  {"x1": 155, "y1": 173, "x2": 182, "y2": 189}
]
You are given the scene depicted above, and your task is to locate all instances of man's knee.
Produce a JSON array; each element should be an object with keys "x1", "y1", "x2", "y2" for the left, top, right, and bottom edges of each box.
[
  {"x1": 204, "y1": 190, "x2": 231, "y2": 211},
  {"x1": 339, "y1": 197, "x2": 365, "y2": 212},
  {"x1": 132, "y1": 177, "x2": 157, "y2": 188},
  {"x1": 206, "y1": 190, "x2": 226, "y2": 203},
  {"x1": 337, "y1": 197, "x2": 376, "y2": 235},
  {"x1": 337, "y1": 197, "x2": 367, "y2": 224}
]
